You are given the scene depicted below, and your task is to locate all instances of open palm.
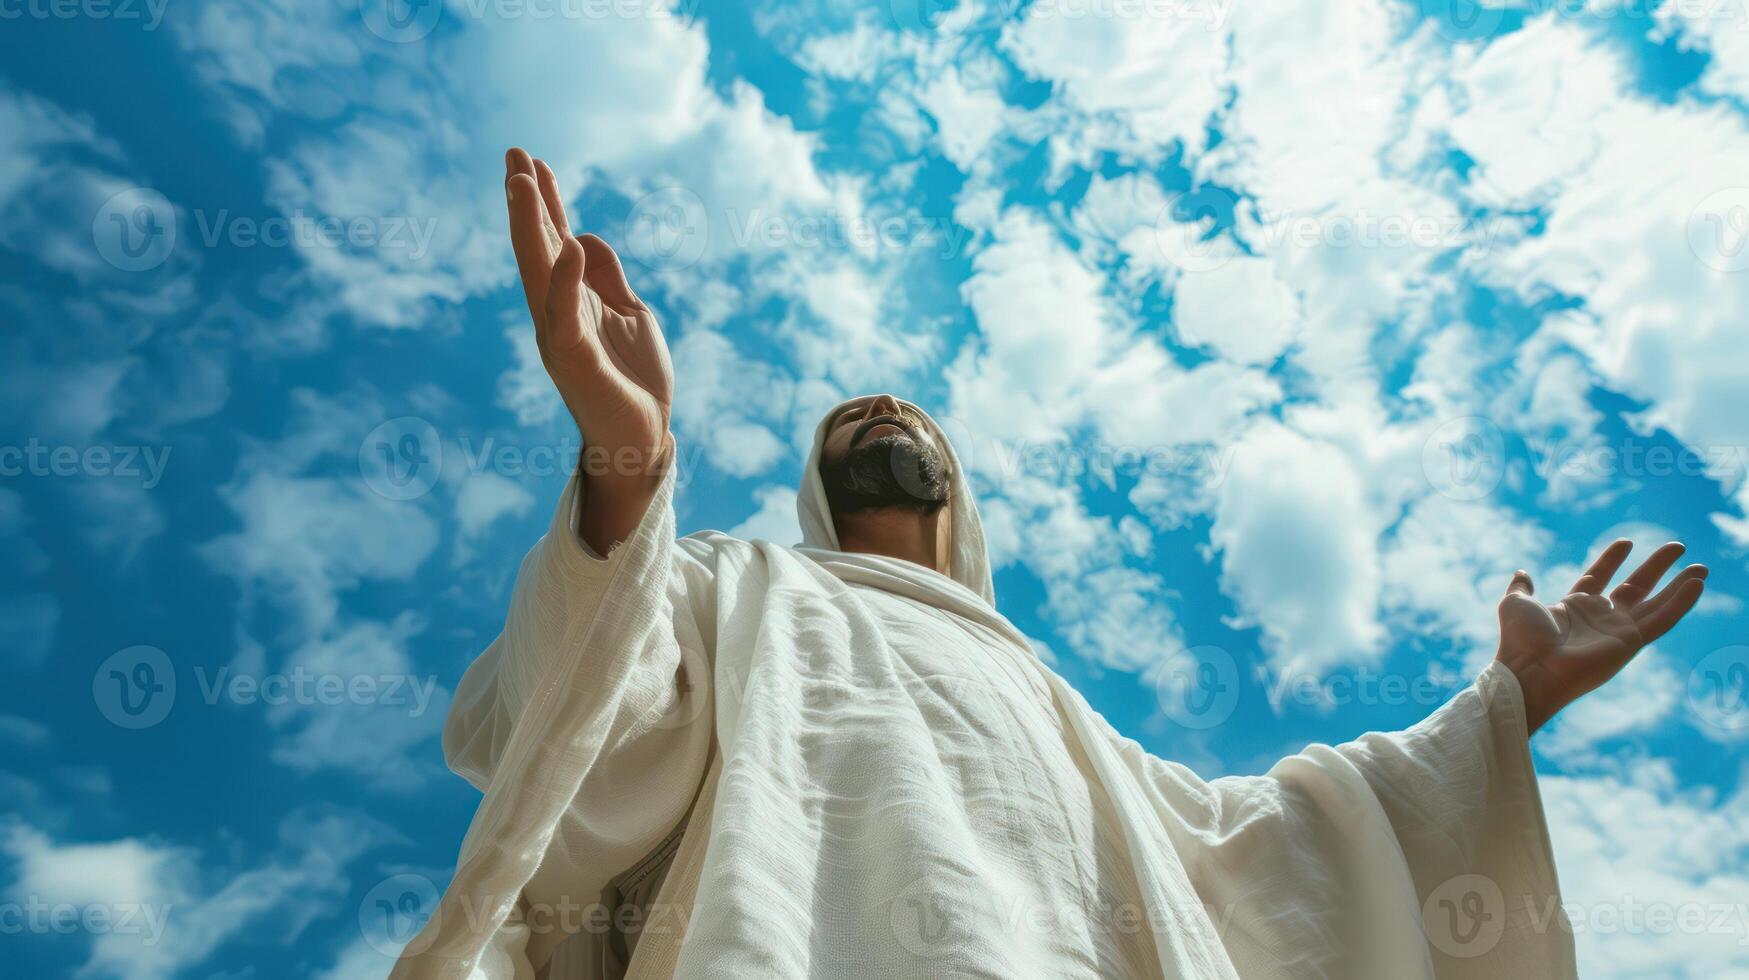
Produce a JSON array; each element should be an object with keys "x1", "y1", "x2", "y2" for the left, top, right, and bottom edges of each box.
[
  {"x1": 504, "y1": 148, "x2": 672, "y2": 475},
  {"x1": 1495, "y1": 539, "x2": 1708, "y2": 732}
]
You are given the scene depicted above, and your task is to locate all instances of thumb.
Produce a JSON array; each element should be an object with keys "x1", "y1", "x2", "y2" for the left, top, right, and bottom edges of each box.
[
  {"x1": 579, "y1": 234, "x2": 644, "y2": 312},
  {"x1": 1504, "y1": 569, "x2": 1535, "y2": 598}
]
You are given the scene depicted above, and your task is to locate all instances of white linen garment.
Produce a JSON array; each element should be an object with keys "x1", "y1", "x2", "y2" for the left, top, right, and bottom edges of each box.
[{"x1": 392, "y1": 400, "x2": 1577, "y2": 979}]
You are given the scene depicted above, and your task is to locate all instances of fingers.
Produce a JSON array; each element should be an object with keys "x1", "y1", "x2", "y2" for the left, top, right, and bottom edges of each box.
[
  {"x1": 1634, "y1": 575, "x2": 1707, "y2": 643},
  {"x1": 579, "y1": 234, "x2": 646, "y2": 313},
  {"x1": 1610, "y1": 541, "x2": 1686, "y2": 606},
  {"x1": 542, "y1": 237, "x2": 597, "y2": 358},
  {"x1": 1505, "y1": 569, "x2": 1535, "y2": 598},
  {"x1": 507, "y1": 156, "x2": 557, "y2": 331},
  {"x1": 1570, "y1": 538, "x2": 1632, "y2": 594},
  {"x1": 535, "y1": 158, "x2": 573, "y2": 241}
]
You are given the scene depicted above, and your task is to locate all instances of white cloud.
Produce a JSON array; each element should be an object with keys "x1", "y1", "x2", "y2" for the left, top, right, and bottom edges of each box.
[
  {"x1": 670, "y1": 328, "x2": 794, "y2": 479},
  {"x1": 201, "y1": 470, "x2": 439, "y2": 638},
  {"x1": 1450, "y1": 16, "x2": 1749, "y2": 531},
  {"x1": 1541, "y1": 648, "x2": 1684, "y2": 768},
  {"x1": 174, "y1": 0, "x2": 837, "y2": 328},
  {"x1": 264, "y1": 614, "x2": 449, "y2": 791},
  {"x1": 1170, "y1": 255, "x2": 1302, "y2": 365},
  {"x1": 453, "y1": 470, "x2": 535, "y2": 542},
  {"x1": 2, "y1": 809, "x2": 394, "y2": 980},
  {"x1": 1543, "y1": 770, "x2": 1749, "y2": 977},
  {"x1": 1210, "y1": 421, "x2": 1385, "y2": 673},
  {"x1": 1001, "y1": 2, "x2": 1227, "y2": 162},
  {"x1": 727, "y1": 485, "x2": 801, "y2": 545}
]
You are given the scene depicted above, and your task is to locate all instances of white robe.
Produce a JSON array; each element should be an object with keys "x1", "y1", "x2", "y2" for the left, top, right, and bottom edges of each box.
[{"x1": 393, "y1": 401, "x2": 1577, "y2": 979}]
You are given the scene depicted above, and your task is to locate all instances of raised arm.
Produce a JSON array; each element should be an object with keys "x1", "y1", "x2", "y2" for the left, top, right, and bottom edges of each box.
[{"x1": 504, "y1": 147, "x2": 673, "y2": 554}]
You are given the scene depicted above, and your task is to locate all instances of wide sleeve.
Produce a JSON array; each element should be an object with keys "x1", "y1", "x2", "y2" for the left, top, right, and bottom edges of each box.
[
  {"x1": 442, "y1": 466, "x2": 711, "y2": 787},
  {"x1": 1099, "y1": 661, "x2": 1576, "y2": 980},
  {"x1": 394, "y1": 466, "x2": 718, "y2": 980},
  {"x1": 1324, "y1": 661, "x2": 1575, "y2": 977}
]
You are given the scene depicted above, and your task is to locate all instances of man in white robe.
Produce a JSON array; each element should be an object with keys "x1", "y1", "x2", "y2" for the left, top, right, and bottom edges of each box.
[{"x1": 390, "y1": 150, "x2": 1710, "y2": 980}]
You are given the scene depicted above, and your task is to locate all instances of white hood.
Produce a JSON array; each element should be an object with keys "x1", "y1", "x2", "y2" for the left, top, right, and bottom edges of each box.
[{"x1": 795, "y1": 396, "x2": 996, "y2": 605}]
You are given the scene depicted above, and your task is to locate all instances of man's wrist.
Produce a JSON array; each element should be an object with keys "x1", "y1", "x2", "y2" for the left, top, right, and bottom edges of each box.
[
  {"x1": 1495, "y1": 647, "x2": 1556, "y2": 734},
  {"x1": 574, "y1": 432, "x2": 672, "y2": 555}
]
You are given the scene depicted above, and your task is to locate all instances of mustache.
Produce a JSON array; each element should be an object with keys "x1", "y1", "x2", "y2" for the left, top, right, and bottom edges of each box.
[{"x1": 851, "y1": 413, "x2": 920, "y2": 447}]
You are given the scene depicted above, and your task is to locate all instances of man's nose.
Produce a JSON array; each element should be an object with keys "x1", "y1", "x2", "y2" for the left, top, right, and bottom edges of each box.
[{"x1": 867, "y1": 394, "x2": 901, "y2": 419}]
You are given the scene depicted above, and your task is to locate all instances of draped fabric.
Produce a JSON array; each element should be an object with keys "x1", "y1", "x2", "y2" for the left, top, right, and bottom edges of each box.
[{"x1": 393, "y1": 399, "x2": 1576, "y2": 979}]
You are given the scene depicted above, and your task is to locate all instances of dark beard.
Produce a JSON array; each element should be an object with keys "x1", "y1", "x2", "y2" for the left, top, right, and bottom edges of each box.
[{"x1": 821, "y1": 433, "x2": 951, "y2": 516}]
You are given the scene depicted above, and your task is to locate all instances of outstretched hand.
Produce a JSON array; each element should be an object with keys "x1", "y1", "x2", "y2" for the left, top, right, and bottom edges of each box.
[
  {"x1": 505, "y1": 148, "x2": 674, "y2": 550},
  {"x1": 1495, "y1": 539, "x2": 1708, "y2": 732}
]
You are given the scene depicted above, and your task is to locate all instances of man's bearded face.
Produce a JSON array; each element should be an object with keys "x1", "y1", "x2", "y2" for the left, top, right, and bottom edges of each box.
[{"x1": 820, "y1": 397, "x2": 951, "y2": 516}]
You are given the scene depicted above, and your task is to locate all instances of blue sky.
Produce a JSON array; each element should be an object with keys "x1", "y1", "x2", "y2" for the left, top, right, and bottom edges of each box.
[{"x1": 3, "y1": 0, "x2": 1748, "y2": 976}]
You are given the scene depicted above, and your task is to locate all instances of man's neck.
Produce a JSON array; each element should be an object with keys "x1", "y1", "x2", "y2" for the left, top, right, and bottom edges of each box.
[{"x1": 833, "y1": 506, "x2": 951, "y2": 577}]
